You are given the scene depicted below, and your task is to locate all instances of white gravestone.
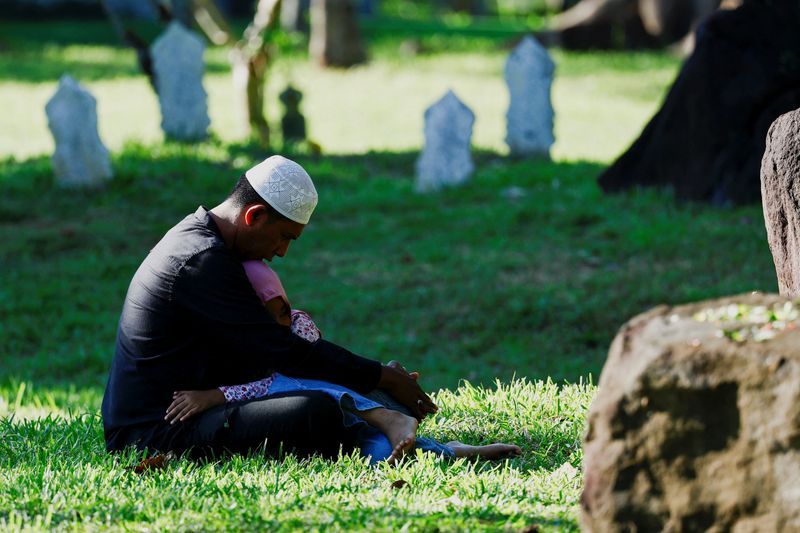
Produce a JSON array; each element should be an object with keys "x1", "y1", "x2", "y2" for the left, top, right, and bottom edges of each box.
[
  {"x1": 504, "y1": 36, "x2": 555, "y2": 158},
  {"x1": 151, "y1": 22, "x2": 210, "y2": 140},
  {"x1": 415, "y1": 90, "x2": 475, "y2": 193},
  {"x1": 45, "y1": 75, "x2": 113, "y2": 188}
]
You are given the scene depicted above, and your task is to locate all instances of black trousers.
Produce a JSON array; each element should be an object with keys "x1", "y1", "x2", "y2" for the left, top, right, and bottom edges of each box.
[{"x1": 107, "y1": 391, "x2": 358, "y2": 459}]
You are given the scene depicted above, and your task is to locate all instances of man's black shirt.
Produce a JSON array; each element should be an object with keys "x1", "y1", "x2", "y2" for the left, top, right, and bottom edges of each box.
[{"x1": 101, "y1": 206, "x2": 381, "y2": 448}]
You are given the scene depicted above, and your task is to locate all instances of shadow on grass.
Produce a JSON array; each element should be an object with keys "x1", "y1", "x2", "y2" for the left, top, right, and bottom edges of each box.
[{"x1": 0, "y1": 19, "x2": 231, "y2": 83}]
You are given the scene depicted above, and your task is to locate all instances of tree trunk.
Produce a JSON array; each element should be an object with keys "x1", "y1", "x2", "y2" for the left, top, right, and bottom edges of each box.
[
  {"x1": 597, "y1": 0, "x2": 800, "y2": 205},
  {"x1": 230, "y1": 47, "x2": 271, "y2": 146},
  {"x1": 542, "y1": 0, "x2": 721, "y2": 49},
  {"x1": 309, "y1": 0, "x2": 367, "y2": 67},
  {"x1": 230, "y1": 0, "x2": 282, "y2": 146}
]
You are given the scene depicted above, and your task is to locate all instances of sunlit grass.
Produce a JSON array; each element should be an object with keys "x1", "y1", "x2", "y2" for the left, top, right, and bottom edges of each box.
[{"x1": 0, "y1": 379, "x2": 590, "y2": 531}]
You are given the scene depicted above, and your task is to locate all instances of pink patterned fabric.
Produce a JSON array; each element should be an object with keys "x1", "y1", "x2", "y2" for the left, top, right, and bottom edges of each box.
[
  {"x1": 219, "y1": 374, "x2": 275, "y2": 402},
  {"x1": 291, "y1": 309, "x2": 321, "y2": 342}
]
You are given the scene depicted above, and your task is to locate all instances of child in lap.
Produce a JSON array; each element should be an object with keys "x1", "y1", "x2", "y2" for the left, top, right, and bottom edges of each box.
[{"x1": 165, "y1": 260, "x2": 520, "y2": 463}]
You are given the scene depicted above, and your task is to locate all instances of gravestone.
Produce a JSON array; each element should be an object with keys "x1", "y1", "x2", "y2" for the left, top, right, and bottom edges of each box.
[
  {"x1": 279, "y1": 85, "x2": 307, "y2": 143},
  {"x1": 150, "y1": 22, "x2": 210, "y2": 141},
  {"x1": 45, "y1": 75, "x2": 112, "y2": 188},
  {"x1": 761, "y1": 107, "x2": 800, "y2": 297},
  {"x1": 504, "y1": 36, "x2": 555, "y2": 158},
  {"x1": 581, "y1": 292, "x2": 800, "y2": 531},
  {"x1": 415, "y1": 90, "x2": 475, "y2": 193}
]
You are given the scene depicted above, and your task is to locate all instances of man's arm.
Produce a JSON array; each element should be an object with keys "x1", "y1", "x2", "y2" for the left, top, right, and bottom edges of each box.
[{"x1": 175, "y1": 249, "x2": 383, "y2": 392}]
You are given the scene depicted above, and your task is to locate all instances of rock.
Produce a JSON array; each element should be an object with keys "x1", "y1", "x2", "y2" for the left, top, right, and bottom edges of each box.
[
  {"x1": 309, "y1": 0, "x2": 367, "y2": 67},
  {"x1": 45, "y1": 75, "x2": 112, "y2": 188},
  {"x1": 504, "y1": 36, "x2": 555, "y2": 158},
  {"x1": 762, "y1": 108, "x2": 800, "y2": 298},
  {"x1": 150, "y1": 22, "x2": 210, "y2": 141},
  {"x1": 597, "y1": 0, "x2": 800, "y2": 205},
  {"x1": 415, "y1": 90, "x2": 475, "y2": 193},
  {"x1": 581, "y1": 292, "x2": 800, "y2": 531}
]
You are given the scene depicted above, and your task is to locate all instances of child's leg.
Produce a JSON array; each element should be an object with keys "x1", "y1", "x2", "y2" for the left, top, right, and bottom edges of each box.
[
  {"x1": 444, "y1": 441, "x2": 522, "y2": 459},
  {"x1": 363, "y1": 388, "x2": 413, "y2": 417},
  {"x1": 357, "y1": 425, "x2": 394, "y2": 464},
  {"x1": 268, "y1": 374, "x2": 417, "y2": 461}
]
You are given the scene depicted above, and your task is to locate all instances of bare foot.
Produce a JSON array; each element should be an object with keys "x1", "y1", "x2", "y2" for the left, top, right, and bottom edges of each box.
[
  {"x1": 359, "y1": 408, "x2": 418, "y2": 461},
  {"x1": 387, "y1": 435, "x2": 415, "y2": 465},
  {"x1": 446, "y1": 441, "x2": 522, "y2": 460}
]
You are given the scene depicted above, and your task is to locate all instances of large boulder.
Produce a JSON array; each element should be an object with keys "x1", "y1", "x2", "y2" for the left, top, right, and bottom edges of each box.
[
  {"x1": 762, "y1": 108, "x2": 800, "y2": 298},
  {"x1": 581, "y1": 292, "x2": 800, "y2": 531},
  {"x1": 597, "y1": 0, "x2": 800, "y2": 205}
]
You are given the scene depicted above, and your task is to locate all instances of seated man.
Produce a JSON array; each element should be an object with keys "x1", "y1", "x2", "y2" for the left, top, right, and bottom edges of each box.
[{"x1": 101, "y1": 155, "x2": 436, "y2": 459}]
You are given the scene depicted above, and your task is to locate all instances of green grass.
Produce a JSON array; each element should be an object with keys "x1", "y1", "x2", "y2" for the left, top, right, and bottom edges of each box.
[
  {"x1": 1, "y1": 379, "x2": 590, "y2": 531},
  {"x1": 0, "y1": 17, "x2": 778, "y2": 531}
]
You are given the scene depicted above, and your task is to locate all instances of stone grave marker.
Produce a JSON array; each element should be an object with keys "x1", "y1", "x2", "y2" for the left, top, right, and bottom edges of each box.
[
  {"x1": 762, "y1": 107, "x2": 800, "y2": 297},
  {"x1": 45, "y1": 75, "x2": 112, "y2": 188},
  {"x1": 280, "y1": 85, "x2": 307, "y2": 143},
  {"x1": 150, "y1": 22, "x2": 210, "y2": 141},
  {"x1": 504, "y1": 35, "x2": 555, "y2": 158},
  {"x1": 415, "y1": 90, "x2": 475, "y2": 193}
]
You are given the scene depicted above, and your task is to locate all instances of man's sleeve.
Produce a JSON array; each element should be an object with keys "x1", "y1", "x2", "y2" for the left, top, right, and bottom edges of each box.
[{"x1": 174, "y1": 249, "x2": 382, "y2": 393}]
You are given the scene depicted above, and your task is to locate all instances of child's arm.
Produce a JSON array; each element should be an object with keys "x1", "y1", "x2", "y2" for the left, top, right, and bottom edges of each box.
[{"x1": 164, "y1": 389, "x2": 225, "y2": 424}]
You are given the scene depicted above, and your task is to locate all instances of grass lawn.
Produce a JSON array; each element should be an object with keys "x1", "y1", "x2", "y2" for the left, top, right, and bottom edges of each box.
[{"x1": 0, "y1": 16, "x2": 778, "y2": 531}]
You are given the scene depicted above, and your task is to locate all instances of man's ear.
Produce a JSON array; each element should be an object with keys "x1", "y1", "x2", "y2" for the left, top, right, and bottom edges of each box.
[{"x1": 243, "y1": 204, "x2": 267, "y2": 226}]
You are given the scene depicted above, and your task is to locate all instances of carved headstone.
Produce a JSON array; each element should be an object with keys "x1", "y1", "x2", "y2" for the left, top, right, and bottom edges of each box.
[
  {"x1": 279, "y1": 85, "x2": 307, "y2": 143},
  {"x1": 45, "y1": 75, "x2": 112, "y2": 188},
  {"x1": 762, "y1": 107, "x2": 800, "y2": 298},
  {"x1": 309, "y1": 0, "x2": 367, "y2": 67},
  {"x1": 150, "y1": 22, "x2": 210, "y2": 141},
  {"x1": 581, "y1": 292, "x2": 800, "y2": 531},
  {"x1": 415, "y1": 90, "x2": 475, "y2": 193},
  {"x1": 504, "y1": 36, "x2": 555, "y2": 158}
]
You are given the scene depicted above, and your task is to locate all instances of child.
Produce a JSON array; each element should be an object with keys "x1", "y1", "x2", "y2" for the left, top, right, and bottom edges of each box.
[{"x1": 165, "y1": 260, "x2": 521, "y2": 463}]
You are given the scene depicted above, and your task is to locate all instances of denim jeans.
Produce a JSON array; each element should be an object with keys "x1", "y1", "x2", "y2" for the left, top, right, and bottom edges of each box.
[{"x1": 269, "y1": 374, "x2": 454, "y2": 463}]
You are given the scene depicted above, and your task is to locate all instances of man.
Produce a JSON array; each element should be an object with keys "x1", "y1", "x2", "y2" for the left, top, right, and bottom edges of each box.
[{"x1": 101, "y1": 155, "x2": 436, "y2": 458}]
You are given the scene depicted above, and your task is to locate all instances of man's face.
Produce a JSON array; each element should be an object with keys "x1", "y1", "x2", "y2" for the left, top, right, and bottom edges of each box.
[{"x1": 243, "y1": 206, "x2": 305, "y2": 261}]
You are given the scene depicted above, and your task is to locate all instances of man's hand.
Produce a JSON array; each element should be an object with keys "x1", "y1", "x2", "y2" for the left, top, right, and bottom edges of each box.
[
  {"x1": 379, "y1": 362, "x2": 437, "y2": 419},
  {"x1": 165, "y1": 389, "x2": 225, "y2": 424},
  {"x1": 387, "y1": 360, "x2": 420, "y2": 381}
]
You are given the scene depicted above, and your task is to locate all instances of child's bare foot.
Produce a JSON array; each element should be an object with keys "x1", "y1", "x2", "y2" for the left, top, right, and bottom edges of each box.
[
  {"x1": 359, "y1": 408, "x2": 418, "y2": 461},
  {"x1": 446, "y1": 441, "x2": 522, "y2": 460},
  {"x1": 387, "y1": 435, "x2": 415, "y2": 465}
]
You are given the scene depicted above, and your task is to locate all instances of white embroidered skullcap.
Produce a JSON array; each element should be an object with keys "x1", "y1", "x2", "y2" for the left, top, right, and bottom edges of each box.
[{"x1": 245, "y1": 155, "x2": 318, "y2": 224}]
